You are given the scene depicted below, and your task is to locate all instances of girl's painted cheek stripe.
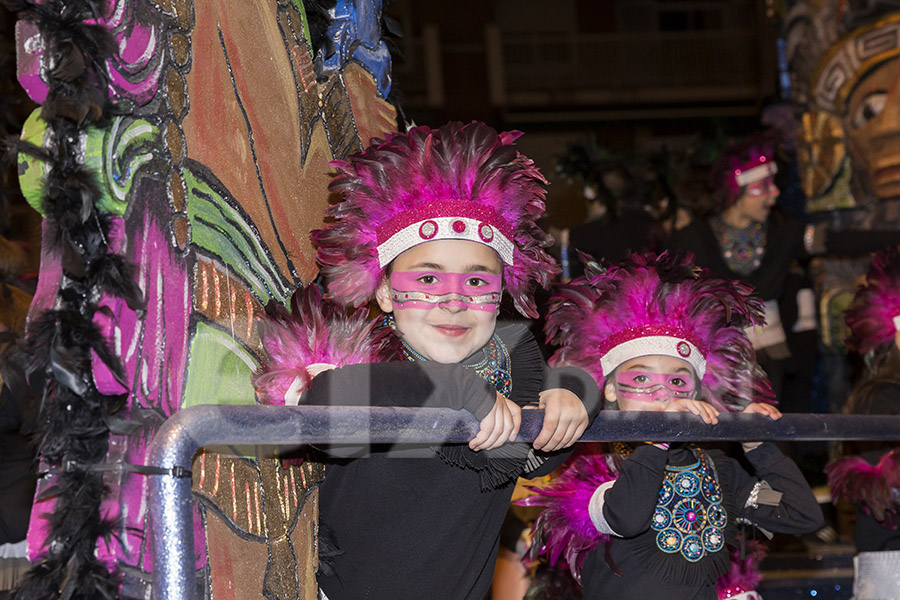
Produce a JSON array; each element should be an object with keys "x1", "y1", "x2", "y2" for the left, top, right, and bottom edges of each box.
[
  {"x1": 616, "y1": 388, "x2": 670, "y2": 404},
  {"x1": 389, "y1": 271, "x2": 502, "y2": 312}
]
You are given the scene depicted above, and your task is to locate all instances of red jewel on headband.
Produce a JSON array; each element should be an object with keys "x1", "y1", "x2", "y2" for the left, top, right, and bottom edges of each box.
[
  {"x1": 677, "y1": 341, "x2": 691, "y2": 357},
  {"x1": 452, "y1": 220, "x2": 466, "y2": 233},
  {"x1": 419, "y1": 220, "x2": 437, "y2": 239},
  {"x1": 479, "y1": 223, "x2": 494, "y2": 242}
]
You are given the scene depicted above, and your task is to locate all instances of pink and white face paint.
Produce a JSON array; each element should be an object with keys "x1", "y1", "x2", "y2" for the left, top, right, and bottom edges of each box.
[
  {"x1": 614, "y1": 370, "x2": 697, "y2": 404},
  {"x1": 389, "y1": 271, "x2": 502, "y2": 312}
]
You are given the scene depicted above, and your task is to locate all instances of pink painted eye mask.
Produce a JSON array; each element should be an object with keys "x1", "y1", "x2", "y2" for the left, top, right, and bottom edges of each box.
[
  {"x1": 615, "y1": 370, "x2": 697, "y2": 402},
  {"x1": 745, "y1": 178, "x2": 777, "y2": 197},
  {"x1": 390, "y1": 271, "x2": 502, "y2": 312}
]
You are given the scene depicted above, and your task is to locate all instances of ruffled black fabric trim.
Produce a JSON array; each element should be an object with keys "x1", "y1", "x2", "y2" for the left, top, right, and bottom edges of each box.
[
  {"x1": 2, "y1": 1, "x2": 144, "y2": 598},
  {"x1": 433, "y1": 323, "x2": 545, "y2": 490}
]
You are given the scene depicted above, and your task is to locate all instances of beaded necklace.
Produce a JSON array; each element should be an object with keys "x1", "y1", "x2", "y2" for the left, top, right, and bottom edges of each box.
[
  {"x1": 387, "y1": 315, "x2": 513, "y2": 396},
  {"x1": 652, "y1": 448, "x2": 726, "y2": 562},
  {"x1": 614, "y1": 444, "x2": 727, "y2": 563},
  {"x1": 711, "y1": 216, "x2": 766, "y2": 276}
]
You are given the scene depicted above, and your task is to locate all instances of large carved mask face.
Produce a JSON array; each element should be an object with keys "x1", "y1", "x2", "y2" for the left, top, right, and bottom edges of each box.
[{"x1": 844, "y1": 55, "x2": 900, "y2": 200}]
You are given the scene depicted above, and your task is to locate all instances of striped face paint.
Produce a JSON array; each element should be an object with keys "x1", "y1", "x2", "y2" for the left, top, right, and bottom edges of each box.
[
  {"x1": 390, "y1": 271, "x2": 502, "y2": 312},
  {"x1": 614, "y1": 370, "x2": 697, "y2": 403}
]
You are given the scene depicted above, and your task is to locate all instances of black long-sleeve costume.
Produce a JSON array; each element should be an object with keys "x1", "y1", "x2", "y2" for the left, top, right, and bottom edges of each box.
[
  {"x1": 304, "y1": 324, "x2": 601, "y2": 600},
  {"x1": 581, "y1": 443, "x2": 823, "y2": 599},
  {"x1": 669, "y1": 210, "x2": 900, "y2": 307}
]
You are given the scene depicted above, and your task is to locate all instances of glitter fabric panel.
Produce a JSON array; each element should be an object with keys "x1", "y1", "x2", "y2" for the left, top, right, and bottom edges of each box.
[
  {"x1": 599, "y1": 335, "x2": 707, "y2": 379},
  {"x1": 377, "y1": 215, "x2": 515, "y2": 268}
]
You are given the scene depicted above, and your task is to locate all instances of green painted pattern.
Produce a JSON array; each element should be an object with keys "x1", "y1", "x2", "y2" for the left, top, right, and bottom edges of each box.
[
  {"x1": 18, "y1": 110, "x2": 49, "y2": 216},
  {"x1": 89, "y1": 117, "x2": 161, "y2": 216},
  {"x1": 290, "y1": 0, "x2": 314, "y2": 47},
  {"x1": 183, "y1": 167, "x2": 291, "y2": 305},
  {"x1": 17, "y1": 111, "x2": 160, "y2": 218},
  {"x1": 182, "y1": 321, "x2": 260, "y2": 408}
]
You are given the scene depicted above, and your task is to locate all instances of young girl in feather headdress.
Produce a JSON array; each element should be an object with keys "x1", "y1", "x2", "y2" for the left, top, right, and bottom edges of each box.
[
  {"x1": 253, "y1": 121, "x2": 600, "y2": 600},
  {"x1": 826, "y1": 246, "x2": 900, "y2": 599},
  {"x1": 521, "y1": 252, "x2": 823, "y2": 599}
]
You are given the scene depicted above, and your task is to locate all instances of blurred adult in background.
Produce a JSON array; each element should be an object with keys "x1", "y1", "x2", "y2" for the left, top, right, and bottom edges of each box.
[
  {"x1": 669, "y1": 134, "x2": 900, "y2": 410},
  {"x1": 554, "y1": 138, "x2": 664, "y2": 280},
  {"x1": 566, "y1": 161, "x2": 664, "y2": 278}
]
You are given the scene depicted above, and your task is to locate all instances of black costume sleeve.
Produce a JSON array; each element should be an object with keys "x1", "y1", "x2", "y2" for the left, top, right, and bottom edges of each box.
[
  {"x1": 545, "y1": 365, "x2": 602, "y2": 419},
  {"x1": 522, "y1": 366, "x2": 602, "y2": 478},
  {"x1": 720, "y1": 442, "x2": 824, "y2": 534},
  {"x1": 601, "y1": 445, "x2": 670, "y2": 537},
  {"x1": 303, "y1": 361, "x2": 498, "y2": 419}
]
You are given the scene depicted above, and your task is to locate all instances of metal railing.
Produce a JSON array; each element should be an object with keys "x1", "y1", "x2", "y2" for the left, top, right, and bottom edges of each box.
[{"x1": 148, "y1": 406, "x2": 900, "y2": 599}]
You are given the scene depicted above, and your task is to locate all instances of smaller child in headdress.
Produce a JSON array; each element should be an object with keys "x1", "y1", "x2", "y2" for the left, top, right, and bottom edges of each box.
[
  {"x1": 826, "y1": 246, "x2": 900, "y2": 599},
  {"x1": 521, "y1": 252, "x2": 823, "y2": 600},
  {"x1": 255, "y1": 122, "x2": 600, "y2": 600}
]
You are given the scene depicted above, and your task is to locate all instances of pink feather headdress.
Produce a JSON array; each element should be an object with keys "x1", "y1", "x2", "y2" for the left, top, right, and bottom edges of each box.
[
  {"x1": 710, "y1": 134, "x2": 778, "y2": 211},
  {"x1": 253, "y1": 283, "x2": 398, "y2": 405},
  {"x1": 517, "y1": 444, "x2": 615, "y2": 583},
  {"x1": 844, "y1": 246, "x2": 900, "y2": 356},
  {"x1": 545, "y1": 252, "x2": 774, "y2": 412},
  {"x1": 312, "y1": 121, "x2": 559, "y2": 318}
]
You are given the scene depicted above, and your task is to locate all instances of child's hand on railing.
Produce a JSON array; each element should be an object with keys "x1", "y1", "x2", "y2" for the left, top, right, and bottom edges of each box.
[
  {"x1": 664, "y1": 399, "x2": 719, "y2": 425},
  {"x1": 528, "y1": 388, "x2": 588, "y2": 451},
  {"x1": 740, "y1": 402, "x2": 782, "y2": 451},
  {"x1": 469, "y1": 393, "x2": 522, "y2": 451}
]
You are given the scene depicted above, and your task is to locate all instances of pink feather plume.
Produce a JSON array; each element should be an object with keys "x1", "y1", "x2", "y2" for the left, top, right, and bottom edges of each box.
[
  {"x1": 253, "y1": 283, "x2": 398, "y2": 405},
  {"x1": 517, "y1": 445, "x2": 616, "y2": 583},
  {"x1": 844, "y1": 246, "x2": 900, "y2": 356},
  {"x1": 715, "y1": 540, "x2": 766, "y2": 598},
  {"x1": 826, "y1": 448, "x2": 900, "y2": 525}
]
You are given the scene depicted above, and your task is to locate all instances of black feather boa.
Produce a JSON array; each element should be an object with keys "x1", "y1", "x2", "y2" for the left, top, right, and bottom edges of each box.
[{"x1": 2, "y1": 1, "x2": 144, "y2": 598}]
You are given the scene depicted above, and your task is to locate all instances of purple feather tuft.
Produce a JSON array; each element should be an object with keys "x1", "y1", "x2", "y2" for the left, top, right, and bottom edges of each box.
[
  {"x1": 253, "y1": 283, "x2": 398, "y2": 405},
  {"x1": 517, "y1": 445, "x2": 615, "y2": 583},
  {"x1": 545, "y1": 251, "x2": 773, "y2": 412},
  {"x1": 312, "y1": 121, "x2": 559, "y2": 318},
  {"x1": 844, "y1": 246, "x2": 900, "y2": 356},
  {"x1": 715, "y1": 540, "x2": 766, "y2": 597},
  {"x1": 826, "y1": 448, "x2": 900, "y2": 526}
]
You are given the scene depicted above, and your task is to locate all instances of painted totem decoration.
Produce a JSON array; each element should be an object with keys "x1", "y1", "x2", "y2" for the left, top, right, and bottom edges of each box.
[
  {"x1": 10, "y1": 0, "x2": 395, "y2": 597},
  {"x1": 783, "y1": 1, "x2": 900, "y2": 374},
  {"x1": 786, "y1": 0, "x2": 900, "y2": 217}
]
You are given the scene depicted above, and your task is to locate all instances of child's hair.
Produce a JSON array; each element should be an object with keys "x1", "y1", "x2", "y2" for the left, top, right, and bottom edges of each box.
[
  {"x1": 313, "y1": 121, "x2": 558, "y2": 318},
  {"x1": 845, "y1": 343, "x2": 900, "y2": 415},
  {"x1": 545, "y1": 252, "x2": 773, "y2": 412}
]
